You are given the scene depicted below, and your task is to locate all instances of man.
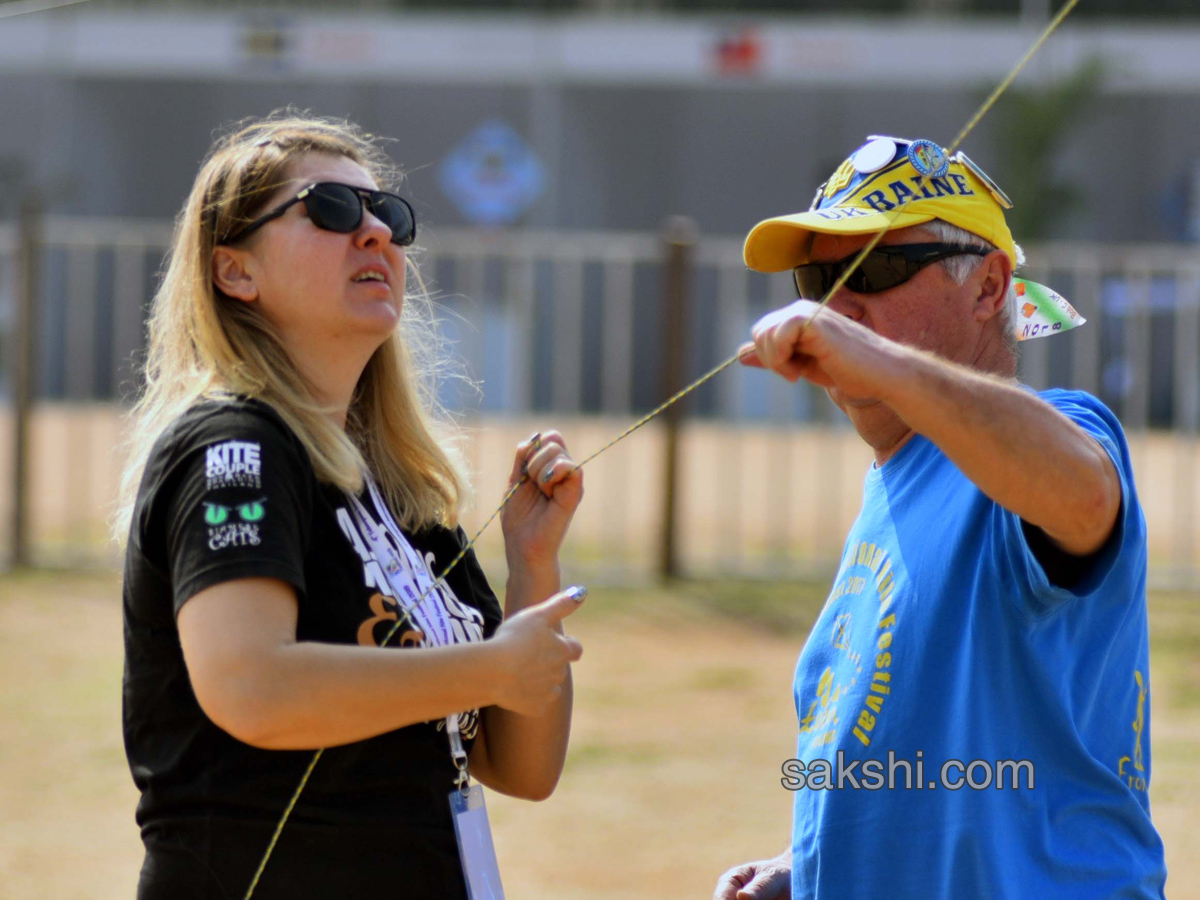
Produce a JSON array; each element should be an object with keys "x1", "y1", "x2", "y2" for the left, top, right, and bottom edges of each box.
[{"x1": 713, "y1": 136, "x2": 1167, "y2": 900}]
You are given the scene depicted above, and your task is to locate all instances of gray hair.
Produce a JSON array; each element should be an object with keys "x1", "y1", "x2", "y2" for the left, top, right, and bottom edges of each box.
[{"x1": 921, "y1": 219, "x2": 1026, "y2": 354}]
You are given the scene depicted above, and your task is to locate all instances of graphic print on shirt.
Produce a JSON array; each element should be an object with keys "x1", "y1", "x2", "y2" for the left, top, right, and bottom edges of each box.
[
  {"x1": 205, "y1": 439, "x2": 262, "y2": 489},
  {"x1": 797, "y1": 540, "x2": 910, "y2": 753},
  {"x1": 203, "y1": 497, "x2": 267, "y2": 550},
  {"x1": 198, "y1": 439, "x2": 269, "y2": 551},
  {"x1": 1118, "y1": 669, "x2": 1150, "y2": 793},
  {"x1": 336, "y1": 501, "x2": 487, "y2": 738}
]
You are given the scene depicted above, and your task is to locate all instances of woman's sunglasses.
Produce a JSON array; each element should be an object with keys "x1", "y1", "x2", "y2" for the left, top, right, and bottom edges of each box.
[
  {"x1": 793, "y1": 242, "x2": 990, "y2": 299},
  {"x1": 220, "y1": 182, "x2": 417, "y2": 247}
]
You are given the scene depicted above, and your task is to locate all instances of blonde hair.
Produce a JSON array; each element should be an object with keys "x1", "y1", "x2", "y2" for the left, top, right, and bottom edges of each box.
[{"x1": 113, "y1": 111, "x2": 469, "y2": 545}]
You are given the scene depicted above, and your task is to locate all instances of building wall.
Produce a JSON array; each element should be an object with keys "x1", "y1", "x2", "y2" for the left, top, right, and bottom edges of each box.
[{"x1": 1, "y1": 13, "x2": 1200, "y2": 242}]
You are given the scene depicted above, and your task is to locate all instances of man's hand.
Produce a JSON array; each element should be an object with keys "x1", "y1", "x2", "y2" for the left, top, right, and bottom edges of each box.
[
  {"x1": 713, "y1": 852, "x2": 791, "y2": 900},
  {"x1": 739, "y1": 299, "x2": 905, "y2": 404},
  {"x1": 740, "y1": 298, "x2": 1121, "y2": 556}
]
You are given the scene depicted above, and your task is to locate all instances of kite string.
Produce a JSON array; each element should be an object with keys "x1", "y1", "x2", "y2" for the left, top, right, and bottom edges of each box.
[
  {"x1": 243, "y1": 2, "x2": 1081, "y2": 895},
  {"x1": 803, "y1": 0, "x2": 1082, "y2": 336}
]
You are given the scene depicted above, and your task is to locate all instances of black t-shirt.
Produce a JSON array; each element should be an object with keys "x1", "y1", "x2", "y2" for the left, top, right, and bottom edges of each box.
[{"x1": 122, "y1": 398, "x2": 503, "y2": 899}]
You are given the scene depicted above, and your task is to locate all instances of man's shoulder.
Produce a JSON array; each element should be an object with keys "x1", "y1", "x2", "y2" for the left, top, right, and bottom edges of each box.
[
  {"x1": 1035, "y1": 387, "x2": 1119, "y2": 424},
  {"x1": 1037, "y1": 387, "x2": 1133, "y2": 460}
]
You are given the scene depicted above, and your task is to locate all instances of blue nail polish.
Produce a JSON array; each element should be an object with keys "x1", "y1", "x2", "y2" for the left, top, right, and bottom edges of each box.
[{"x1": 566, "y1": 585, "x2": 587, "y2": 602}]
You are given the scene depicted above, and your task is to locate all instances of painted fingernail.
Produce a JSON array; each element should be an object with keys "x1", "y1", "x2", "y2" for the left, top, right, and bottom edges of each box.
[
  {"x1": 566, "y1": 585, "x2": 587, "y2": 602},
  {"x1": 540, "y1": 465, "x2": 555, "y2": 485},
  {"x1": 529, "y1": 431, "x2": 542, "y2": 447}
]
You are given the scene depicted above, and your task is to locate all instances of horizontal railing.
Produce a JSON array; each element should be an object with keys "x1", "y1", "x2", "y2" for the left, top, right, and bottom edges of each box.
[{"x1": 0, "y1": 217, "x2": 1197, "y2": 583}]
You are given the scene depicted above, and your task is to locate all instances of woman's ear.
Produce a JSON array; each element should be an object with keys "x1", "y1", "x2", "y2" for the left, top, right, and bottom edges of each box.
[
  {"x1": 211, "y1": 247, "x2": 260, "y2": 303},
  {"x1": 973, "y1": 249, "x2": 1012, "y2": 324}
]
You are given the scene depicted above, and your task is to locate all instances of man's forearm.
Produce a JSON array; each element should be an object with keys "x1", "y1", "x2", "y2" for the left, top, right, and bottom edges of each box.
[{"x1": 875, "y1": 344, "x2": 1120, "y2": 555}]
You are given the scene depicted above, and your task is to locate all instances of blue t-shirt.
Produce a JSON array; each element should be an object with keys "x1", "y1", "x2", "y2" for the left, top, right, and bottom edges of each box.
[{"x1": 790, "y1": 389, "x2": 1166, "y2": 900}]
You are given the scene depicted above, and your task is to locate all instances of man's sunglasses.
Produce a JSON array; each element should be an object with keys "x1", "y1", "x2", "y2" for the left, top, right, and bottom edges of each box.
[
  {"x1": 792, "y1": 242, "x2": 990, "y2": 299},
  {"x1": 220, "y1": 182, "x2": 417, "y2": 247}
]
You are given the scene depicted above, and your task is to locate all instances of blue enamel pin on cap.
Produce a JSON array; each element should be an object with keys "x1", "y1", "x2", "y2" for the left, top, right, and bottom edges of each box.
[{"x1": 906, "y1": 139, "x2": 950, "y2": 178}]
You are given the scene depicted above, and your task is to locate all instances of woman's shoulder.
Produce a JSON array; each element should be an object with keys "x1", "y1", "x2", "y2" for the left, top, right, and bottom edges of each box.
[
  {"x1": 157, "y1": 395, "x2": 307, "y2": 462},
  {"x1": 137, "y1": 396, "x2": 315, "y2": 506},
  {"x1": 133, "y1": 395, "x2": 316, "y2": 540}
]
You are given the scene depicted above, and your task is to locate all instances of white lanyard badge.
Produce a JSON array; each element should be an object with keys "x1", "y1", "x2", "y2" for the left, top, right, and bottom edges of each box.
[{"x1": 343, "y1": 475, "x2": 505, "y2": 897}]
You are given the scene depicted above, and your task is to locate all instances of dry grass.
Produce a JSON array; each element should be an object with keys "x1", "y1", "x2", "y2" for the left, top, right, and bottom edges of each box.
[{"x1": 0, "y1": 573, "x2": 1195, "y2": 899}]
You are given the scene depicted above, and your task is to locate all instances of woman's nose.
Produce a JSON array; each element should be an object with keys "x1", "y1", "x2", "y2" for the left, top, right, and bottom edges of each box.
[{"x1": 354, "y1": 207, "x2": 393, "y2": 249}]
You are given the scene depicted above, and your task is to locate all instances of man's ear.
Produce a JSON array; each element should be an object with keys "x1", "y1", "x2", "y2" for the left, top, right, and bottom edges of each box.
[
  {"x1": 211, "y1": 247, "x2": 260, "y2": 303},
  {"x1": 973, "y1": 250, "x2": 1012, "y2": 324}
]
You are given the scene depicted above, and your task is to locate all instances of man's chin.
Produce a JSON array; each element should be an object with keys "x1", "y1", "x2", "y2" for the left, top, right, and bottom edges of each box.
[
  {"x1": 828, "y1": 387, "x2": 881, "y2": 410},
  {"x1": 843, "y1": 396, "x2": 881, "y2": 409}
]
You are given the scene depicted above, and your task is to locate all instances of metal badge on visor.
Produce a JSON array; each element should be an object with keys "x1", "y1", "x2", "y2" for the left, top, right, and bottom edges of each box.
[{"x1": 954, "y1": 152, "x2": 1014, "y2": 209}]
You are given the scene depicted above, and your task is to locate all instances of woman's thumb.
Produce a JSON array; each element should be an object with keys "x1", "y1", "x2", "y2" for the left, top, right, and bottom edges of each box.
[{"x1": 537, "y1": 585, "x2": 587, "y2": 623}]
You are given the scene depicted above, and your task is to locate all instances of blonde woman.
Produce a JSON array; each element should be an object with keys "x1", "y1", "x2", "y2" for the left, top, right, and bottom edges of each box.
[{"x1": 116, "y1": 113, "x2": 585, "y2": 899}]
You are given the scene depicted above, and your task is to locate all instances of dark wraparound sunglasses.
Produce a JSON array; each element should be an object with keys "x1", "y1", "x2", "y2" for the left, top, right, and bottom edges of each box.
[
  {"x1": 220, "y1": 182, "x2": 417, "y2": 247},
  {"x1": 793, "y1": 242, "x2": 990, "y2": 299}
]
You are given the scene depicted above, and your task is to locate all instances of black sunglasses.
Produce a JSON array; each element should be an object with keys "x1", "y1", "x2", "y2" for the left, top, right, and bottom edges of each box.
[
  {"x1": 793, "y1": 242, "x2": 990, "y2": 299},
  {"x1": 220, "y1": 182, "x2": 417, "y2": 247}
]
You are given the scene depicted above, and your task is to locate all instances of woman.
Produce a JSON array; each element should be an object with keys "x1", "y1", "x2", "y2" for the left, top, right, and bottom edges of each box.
[{"x1": 115, "y1": 112, "x2": 585, "y2": 898}]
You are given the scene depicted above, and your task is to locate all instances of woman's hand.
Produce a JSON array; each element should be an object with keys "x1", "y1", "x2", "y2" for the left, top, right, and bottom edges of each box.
[
  {"x1": 488, "y1": 587, "x2": 585, "y2": 717},
  {"x1": 500, "y1": 430, "x2": 584, "y2": 573}
]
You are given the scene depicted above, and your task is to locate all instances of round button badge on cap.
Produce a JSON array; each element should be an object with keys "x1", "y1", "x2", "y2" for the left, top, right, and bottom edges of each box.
[{"x1": 852, "y1": 137, "x2": 898, "y2": 174}]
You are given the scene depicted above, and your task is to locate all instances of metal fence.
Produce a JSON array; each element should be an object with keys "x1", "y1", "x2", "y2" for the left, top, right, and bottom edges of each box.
[{"x1": 0, "y1": 215, "x2": 1198, "y2": 585}]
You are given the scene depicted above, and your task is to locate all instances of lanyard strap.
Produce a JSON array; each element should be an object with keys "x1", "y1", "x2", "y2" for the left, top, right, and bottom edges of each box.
[
  {"x1": 364, "y1": 478, "x2": 455, "y2": 646},
  {"x1": 446, "y1": 710, "x2": 471, "y2": 794},
  {"x1": 344, "y1": 479, "x2": 453, "y2": 646},
  {"x1": 343, "y1": 474, "x2": 469, "y2": 783}
]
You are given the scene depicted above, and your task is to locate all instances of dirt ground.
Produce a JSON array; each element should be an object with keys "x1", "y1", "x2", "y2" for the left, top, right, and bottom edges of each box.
[{"x1": 0, "y1": 572, "x2": 1196, "y2": 899}]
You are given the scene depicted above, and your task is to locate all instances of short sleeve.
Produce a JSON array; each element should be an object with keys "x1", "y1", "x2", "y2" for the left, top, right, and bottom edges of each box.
[
  {"x1": 991, "y1": 389, "x2": 1142, "y2": 617},
  {"x1": 160, "y1": 407, "x2": 314, "y2": 615}
]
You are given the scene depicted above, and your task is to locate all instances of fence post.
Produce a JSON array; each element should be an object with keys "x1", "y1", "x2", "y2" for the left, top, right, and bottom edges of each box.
[
  {"x1": 658, "y1": 216, "x2": 696, "y2": 581},
  {"x1": 11, "y1": 193, "x2": 38, "y2": 569}
]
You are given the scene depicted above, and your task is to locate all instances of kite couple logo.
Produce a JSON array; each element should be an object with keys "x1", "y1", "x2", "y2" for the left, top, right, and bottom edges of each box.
[
  {"x1": 205, "y1": 439, "x2": 262, "y2": 490},
  {"x1": 202, "y1": 439, "x2": 267, "y2": 551}
]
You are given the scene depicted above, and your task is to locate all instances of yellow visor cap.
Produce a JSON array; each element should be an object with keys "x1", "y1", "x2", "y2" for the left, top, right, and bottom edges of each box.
[{"x1": 743, "y1": 137, "x2": 1018, "y2": 273}]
